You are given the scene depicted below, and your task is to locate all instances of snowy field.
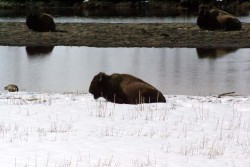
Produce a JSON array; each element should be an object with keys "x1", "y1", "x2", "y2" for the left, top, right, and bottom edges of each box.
[{"x1": 0, "y1": 92, "x2": 250, "y2": 167}]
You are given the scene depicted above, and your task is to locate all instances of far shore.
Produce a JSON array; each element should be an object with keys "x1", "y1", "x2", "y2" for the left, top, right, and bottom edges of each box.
[{"x1": 0, "y1": 1, "x2": 179, "y2": 9}]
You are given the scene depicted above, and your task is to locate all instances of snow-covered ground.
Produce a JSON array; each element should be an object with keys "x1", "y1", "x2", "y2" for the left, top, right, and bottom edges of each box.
[{"x1": 0, "y1": 92, "x2": 250, "y2": 167}]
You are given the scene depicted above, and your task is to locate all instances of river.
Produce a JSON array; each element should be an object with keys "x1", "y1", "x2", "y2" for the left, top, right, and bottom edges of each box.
[{"x1": 1, "y1": 46, "x2": 250, "y2": 95}]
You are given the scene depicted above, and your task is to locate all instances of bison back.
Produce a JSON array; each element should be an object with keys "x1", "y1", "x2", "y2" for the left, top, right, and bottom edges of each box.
[
  {"x1": 217, "y1": 15, "x2": 242, "y2": 31},
  {"x1": 39, "y1": 13, "x2": 56, "y2": 32},
  {"x1": 122, "y1": 81, "x2": 166, "y2": 104}
]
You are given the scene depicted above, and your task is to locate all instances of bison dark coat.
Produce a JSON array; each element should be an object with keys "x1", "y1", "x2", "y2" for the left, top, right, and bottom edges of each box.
[
  {"x1": 26, "y1": 13, "x2": 56, "y2": 32},
  {"x1": 89, "y1": 72, "x2": 166, "y2": 104},
  {"x1": 197, "y1": 8, "x2": 242, "y2": 31}
]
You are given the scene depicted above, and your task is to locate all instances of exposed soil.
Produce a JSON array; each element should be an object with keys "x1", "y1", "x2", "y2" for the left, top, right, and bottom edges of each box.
[{"x1": 0, "y1": 22, "x2": 250, "y2": 48}]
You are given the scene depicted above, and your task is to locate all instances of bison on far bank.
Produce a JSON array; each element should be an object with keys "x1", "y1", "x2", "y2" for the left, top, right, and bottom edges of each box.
[
  {"x1": 26, "y1": 13, "x2": 56, "y2": 32},
  {"x1": 89, "y1": 72, "x2": 166, "y2": 104},
  {"x1": 197, "y1": 7, "x2": 242, "y2": 31}
]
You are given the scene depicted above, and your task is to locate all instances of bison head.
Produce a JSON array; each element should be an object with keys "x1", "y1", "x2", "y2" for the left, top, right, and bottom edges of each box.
[
  {"x1": 89, "y1": 72, "x2": 109, "y2": 99},
  {"x1": 197, "y1": 8, "x2": 221, "y2": 31},
  {"x1": 26, "y1": 13, "x2": 40, "y2": 31}
]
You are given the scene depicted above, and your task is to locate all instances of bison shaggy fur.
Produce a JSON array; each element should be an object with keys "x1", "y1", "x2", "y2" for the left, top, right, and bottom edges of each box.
[
  {"x1": 89, "y1": 72, "x2": 166, "y2": 104},
  {"x1": 26, "y1": 13, "x2": 56, "y2": 32},
  {"x1": 197, "y1": 8, "x2": 242, "y2": 31}
]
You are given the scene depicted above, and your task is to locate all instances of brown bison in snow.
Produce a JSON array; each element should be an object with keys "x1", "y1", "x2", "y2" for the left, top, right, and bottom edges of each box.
[
  {"x1": 26, "y1": 13, "x2": 56, "y2": 32},
  {"x1": 197, "y1": 7, "x2": 242, "y2": 31},
  {"x1": 89, "y1": 72, "x2": 166, "y2": 104}
]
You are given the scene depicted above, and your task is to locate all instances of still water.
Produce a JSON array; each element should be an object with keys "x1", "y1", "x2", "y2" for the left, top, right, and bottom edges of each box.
[{"x1": 1, "y1": 46, "x2": 250, "y2": 96}]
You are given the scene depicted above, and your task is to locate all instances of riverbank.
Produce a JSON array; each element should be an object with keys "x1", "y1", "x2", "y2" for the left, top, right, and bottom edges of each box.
[
  {"x1": 0, "y1": 1, "x2": 178, "y2": 9},
  {"x1": 0, "y1": 1, "x2": 72, "y2": 8},
  {"x1": 1, "y1": 0, "x2": 249, "y2": 10},
  {"x1": 1, "y1": 22, "x2": 250, "y2": 48}
]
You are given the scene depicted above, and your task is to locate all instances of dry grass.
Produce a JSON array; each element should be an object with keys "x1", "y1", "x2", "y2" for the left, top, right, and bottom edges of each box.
[{"x1": 0, "y1": 22, "x2": 250, "y2": 48}]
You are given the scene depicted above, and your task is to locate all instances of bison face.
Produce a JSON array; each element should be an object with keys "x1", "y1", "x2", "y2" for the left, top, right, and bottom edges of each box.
[
  {"x1": 197, "y1": 9, "x2": 207, "y2": 29},
  {"x1": 89, "y1": 72, "x2": 108, "y2": 99},
  {"x1": 26, "y1": 13, "x2": 40, "y2": 30},
  {"x1": 197, "y1": 9, "x2": 222, "y2": 31}
]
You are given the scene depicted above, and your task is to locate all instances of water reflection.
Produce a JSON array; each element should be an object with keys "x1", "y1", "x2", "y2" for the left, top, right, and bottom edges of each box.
[
  {"x1": 1, "y1": 46, "x2": 250, "y2": 96},
  {"x1": 26, "y1": 46, "x2": 54, "y2": 56},
  {"x1": 196, "y1": 48, "x2": 238, "y2": 59}
]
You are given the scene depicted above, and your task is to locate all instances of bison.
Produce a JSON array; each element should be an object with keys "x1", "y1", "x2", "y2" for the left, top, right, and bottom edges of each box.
[
  {"x1": 26, "y1": 13, "x2": 56, "y2": 32},
  {"x1": 4, "y1": 84, "x2": 19, "y2": 92},
  {"x1": 89, "y1": 72, "x2": 166, "y2": 104},
  {"x1": 197, "y1": 8, "x2": 242, "y2": 31}
]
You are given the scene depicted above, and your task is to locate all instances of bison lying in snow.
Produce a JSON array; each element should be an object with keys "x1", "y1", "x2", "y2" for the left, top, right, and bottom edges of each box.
[
  {"x1": 89, "y1": 72, "x2": 166, "y2": 104},
  {"x1": 197, "y1": 7, "x2": 242, "y2": 31}
]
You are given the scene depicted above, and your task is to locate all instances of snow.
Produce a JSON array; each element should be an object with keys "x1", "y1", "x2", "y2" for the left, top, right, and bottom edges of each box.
[{"x1": 0, "y1": 92, "x2": 250, "y2": 167}]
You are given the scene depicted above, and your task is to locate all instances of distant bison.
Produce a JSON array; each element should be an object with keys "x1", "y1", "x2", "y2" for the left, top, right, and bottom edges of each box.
[
  {"x1": 89, "y1": 72, "x2": 166, "y2": 104},
  {"x1": 197, "y1": 8, "x2": 242, "y2": 31},
  {"x1": 4, "y1": 84, "x2": 19, "y2": 92},
  {"x1": 26, "y1": 13, "x2": 56, "y2": 32}
]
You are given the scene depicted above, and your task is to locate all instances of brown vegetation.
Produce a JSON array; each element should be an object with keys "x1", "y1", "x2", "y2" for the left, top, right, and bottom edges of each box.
[{"x1": 0, "y1": 22, "x2": 250, "y2": 48}]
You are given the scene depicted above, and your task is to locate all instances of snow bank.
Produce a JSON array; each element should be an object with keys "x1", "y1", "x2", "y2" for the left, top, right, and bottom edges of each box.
[{"x1": 0, "y1": 92, "x2": 250, "y2": 167}]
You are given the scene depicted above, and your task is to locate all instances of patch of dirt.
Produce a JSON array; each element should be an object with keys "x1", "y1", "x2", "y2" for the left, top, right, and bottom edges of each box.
[{"x1": 0, "y1": 22, "x2": 250, "y2": 48}]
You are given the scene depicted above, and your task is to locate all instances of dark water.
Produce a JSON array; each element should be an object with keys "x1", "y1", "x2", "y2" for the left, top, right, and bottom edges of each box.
[
  {"x1": 0, "y1": 7, "x2": 249, "y2": 23},
  {"x1": 1, "y1": 46, "x2": 250, "y2": 96}
]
